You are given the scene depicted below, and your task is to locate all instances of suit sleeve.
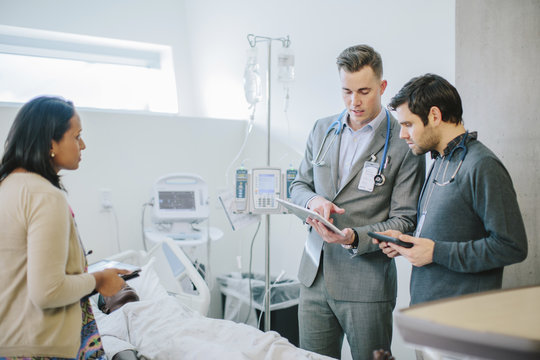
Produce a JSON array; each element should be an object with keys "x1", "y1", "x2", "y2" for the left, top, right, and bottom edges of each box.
[{"x1": 352, "y1": 149, "x2": 426, "y2": 255}]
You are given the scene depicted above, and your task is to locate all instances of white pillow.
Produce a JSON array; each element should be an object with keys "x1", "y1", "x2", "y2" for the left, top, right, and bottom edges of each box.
[{"x1": 125, "y1": 257, "x2": 169, "y2": 302}]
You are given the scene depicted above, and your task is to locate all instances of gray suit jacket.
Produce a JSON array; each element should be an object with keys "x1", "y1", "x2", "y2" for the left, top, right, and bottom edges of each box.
[{"x1": 290, "y1": 111, "x2": 425, "y2": 302}]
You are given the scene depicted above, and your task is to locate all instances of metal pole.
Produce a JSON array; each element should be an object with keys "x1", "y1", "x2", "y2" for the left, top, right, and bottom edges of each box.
[
  {"x1": 264, "y1": 214, "x2": 271, "y2": 331},
  {"x1": 264, "y1": 39, "x2": 272, "y2": 332},
  {"x1": 246, "y1": 34, "x2": 289, "y2": 333},
  {"x1": 266, "y1": 39, "x2": 272, "y2": 167}
]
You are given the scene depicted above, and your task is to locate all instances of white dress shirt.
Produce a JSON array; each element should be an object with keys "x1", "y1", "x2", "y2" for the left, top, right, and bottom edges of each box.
[{"x1": 337, "y1": 108, "x2": 386, "y2": 189}]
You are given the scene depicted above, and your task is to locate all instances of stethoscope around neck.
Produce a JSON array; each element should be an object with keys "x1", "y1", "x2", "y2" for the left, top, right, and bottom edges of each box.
[
  {"x1": 432, "y1": 131, "x2": 469, "y2": 186},
  {"x1": 417, "y1": 131, "x2": 470, "y2": 218},
  {"x1": 311, "y1": 108, "x2": 391, "y2": 186}
]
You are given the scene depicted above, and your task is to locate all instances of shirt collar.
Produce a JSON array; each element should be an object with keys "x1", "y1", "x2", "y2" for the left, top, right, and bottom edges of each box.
[
  {"x1": 430, "y1": 131, "x2": 478, "y2": 159},
  {"x1": 343, "y1": 107, "x2": 386, "y2": 133}
]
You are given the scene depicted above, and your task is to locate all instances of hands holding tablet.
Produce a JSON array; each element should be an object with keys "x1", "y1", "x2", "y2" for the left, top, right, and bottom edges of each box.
[
  {"x1": 279, "y1": 197, "x2": 434, "y2": 263},
  {"x1": 278, "y1": 197, "x2": 359, "y2": 248},
  {"x1": 277, "y1": 198, "x2": 346, "y2": 237}
]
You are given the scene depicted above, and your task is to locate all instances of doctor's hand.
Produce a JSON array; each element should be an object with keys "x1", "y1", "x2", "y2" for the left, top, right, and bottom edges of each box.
[
  {"x1": 92, "y1": 268, "x2": 129, "y2": 297},
  {"x1": 307, "y1": 196, "x2": 345, "y2": 220},
  {"x1": 383, "y1": 233, "x2": 435, "y2": 267},
  {"x1": 371, "y1": 230, "x2": 403, "y2": 258},
  {"x1": 306, "y1": 217, "x2": 352, "y2": 245}
]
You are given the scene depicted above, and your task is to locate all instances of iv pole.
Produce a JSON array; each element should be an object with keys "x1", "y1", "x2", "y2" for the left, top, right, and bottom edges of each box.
[{"x1": 246, "y1": 34, "x2": 291, "y2": 332}]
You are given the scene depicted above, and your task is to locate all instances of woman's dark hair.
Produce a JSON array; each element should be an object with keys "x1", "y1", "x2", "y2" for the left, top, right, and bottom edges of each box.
[
  {"x1": 388, "y1": 73, "x2": 463, "y2": 125},
  {"x1": 0, "y1": 96, "x2": 75, "y2": 189}
]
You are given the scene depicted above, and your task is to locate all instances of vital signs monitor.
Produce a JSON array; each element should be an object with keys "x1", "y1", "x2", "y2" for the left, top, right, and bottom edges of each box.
[{"x1": 152, "y1": 173, "x2": 209, "y2": 224}]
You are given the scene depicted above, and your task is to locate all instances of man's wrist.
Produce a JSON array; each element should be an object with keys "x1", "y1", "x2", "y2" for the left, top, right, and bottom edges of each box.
[
  {"x1": 342, "y1": 229, "x2": 359, "y2": 249},
  {"x1": 306, "y1": 195, "x2": 321, "y2": 210}
]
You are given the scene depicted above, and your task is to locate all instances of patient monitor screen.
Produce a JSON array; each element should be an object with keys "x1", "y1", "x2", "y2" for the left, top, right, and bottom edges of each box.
[{"x1": 158, "y1": 191, "x2": 196, "y2": 211}]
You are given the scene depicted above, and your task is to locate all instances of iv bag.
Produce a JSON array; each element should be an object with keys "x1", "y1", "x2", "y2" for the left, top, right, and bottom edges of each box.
[
  {"x1": 277, "y1": 47, "x2": 295, "y2": 83},
  {"x1": 244, "y1": 48, "x2": 262, "y2": 106}
]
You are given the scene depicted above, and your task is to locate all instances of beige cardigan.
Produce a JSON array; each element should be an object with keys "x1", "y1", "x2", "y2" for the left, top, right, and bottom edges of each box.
[{"x1": 0, "y1": 172, "x2": 96, "y2": 358}]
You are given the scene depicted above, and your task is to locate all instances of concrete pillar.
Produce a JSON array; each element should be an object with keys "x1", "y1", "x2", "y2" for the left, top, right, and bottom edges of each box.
[{"x1": 456, "y1": 0, "x2": 540, "y2": 287}]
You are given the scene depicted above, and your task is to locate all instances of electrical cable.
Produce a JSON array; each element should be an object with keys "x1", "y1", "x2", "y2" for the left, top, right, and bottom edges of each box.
[
  {"x1": 224, "y1": 106, "x2": 256, "y2": 188},
  {"x1": 257, "y1": 269, "x2": 286, "y2": 330},
  {"x1": 243, "y1": 219, "x2": 261, "y2": 324},
  {"x1": 205, "y1": 219, "x2": 214, "y2": 290},
  {"x1": 140, "y1": 200, "x2": 153, "y2": 251},
  {"x1": 111, "y1": 206, "x2": 121, "y2": 253}
]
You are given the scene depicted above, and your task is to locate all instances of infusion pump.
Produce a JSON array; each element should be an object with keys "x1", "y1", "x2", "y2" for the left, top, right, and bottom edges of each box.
[{"x1": 234, "y1": 167, "x2": 297, "y2": 215}]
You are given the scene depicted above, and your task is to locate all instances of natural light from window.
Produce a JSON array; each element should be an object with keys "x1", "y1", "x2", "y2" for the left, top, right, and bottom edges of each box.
[{"x1": 0, "y1": 25, "x2": 178, "y2": 113}]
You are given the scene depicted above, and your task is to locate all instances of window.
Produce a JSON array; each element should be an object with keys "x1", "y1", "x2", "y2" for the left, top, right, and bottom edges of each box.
[{"x1": 0, "y1": 25, "x2": 178, "y2": 113}]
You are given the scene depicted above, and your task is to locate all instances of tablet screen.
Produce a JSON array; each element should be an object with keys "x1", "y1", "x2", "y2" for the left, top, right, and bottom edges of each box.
[{"x1": 276, "y1": 198, "x2": 345, "y2": 237}]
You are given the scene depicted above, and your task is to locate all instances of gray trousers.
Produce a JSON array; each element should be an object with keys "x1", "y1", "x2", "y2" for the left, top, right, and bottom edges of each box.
[{"x1": 298, "y1": 262, "x2": 395, "y2": 360}]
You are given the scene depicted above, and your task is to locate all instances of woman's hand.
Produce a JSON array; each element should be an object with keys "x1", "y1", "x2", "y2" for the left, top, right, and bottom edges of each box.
[{"x1": 92, "y1": 268, "x2": 129, "y2": 297}]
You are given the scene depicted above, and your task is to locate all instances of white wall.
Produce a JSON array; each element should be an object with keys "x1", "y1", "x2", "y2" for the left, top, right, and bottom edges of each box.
[
  {"x1": 182, "y1": 0, "x2": 456, "y2": 153},
  {"x1": 0, "y1": 1, "x2": 456, "y2": 359}
]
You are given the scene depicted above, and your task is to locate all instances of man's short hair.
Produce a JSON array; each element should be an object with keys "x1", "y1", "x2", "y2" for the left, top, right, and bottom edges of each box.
[
  {"x1": 336, "y1": 44, "x2": 383, "y2": 79},
  {"x1": 388, "y1": 73, "x2": 463, "y2": 125}
]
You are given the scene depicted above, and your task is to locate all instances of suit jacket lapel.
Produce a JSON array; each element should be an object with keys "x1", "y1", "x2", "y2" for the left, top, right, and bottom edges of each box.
[{"x1": 329, "y1": 127, "x2": 341, "y2": 199}]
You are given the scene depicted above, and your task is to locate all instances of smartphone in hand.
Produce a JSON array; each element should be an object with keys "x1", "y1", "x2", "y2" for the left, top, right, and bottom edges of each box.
[
  {"x1": 368, "y1": 231, "x2": 413, "y2": 248},
  {"x1": 121, "y1": 269, "x2": 141, "y2": 281}
]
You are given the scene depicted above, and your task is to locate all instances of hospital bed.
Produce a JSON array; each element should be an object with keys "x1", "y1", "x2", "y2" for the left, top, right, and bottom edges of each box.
[
  {"x1": 91, "y1": 238, "x2": 333, "y2": 360},
  {"x1": 102, "y1": 237, "x2": 211, "y2": 316}
]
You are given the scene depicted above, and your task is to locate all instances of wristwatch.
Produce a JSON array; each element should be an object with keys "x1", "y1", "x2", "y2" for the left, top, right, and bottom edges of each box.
[{"x1": 341, "y1": 229, "x2": 359, "y2": 250}]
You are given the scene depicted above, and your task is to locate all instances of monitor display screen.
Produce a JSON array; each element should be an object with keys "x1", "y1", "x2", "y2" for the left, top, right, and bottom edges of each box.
[
  {"x1": 158, "y1": 191, "x2": 196, "y2": 211},
  {"x1": 258, "y1": 173, "x2": 275, "y2": 195}
]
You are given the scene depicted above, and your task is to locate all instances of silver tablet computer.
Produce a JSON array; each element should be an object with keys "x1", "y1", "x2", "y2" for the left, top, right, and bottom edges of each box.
[{"x1": 276, "y1": 198, "x2": 345, "y2": 237}]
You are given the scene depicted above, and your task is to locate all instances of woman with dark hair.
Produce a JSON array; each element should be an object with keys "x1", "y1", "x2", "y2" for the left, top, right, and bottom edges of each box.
[{"x1": 0, "y1": 96, "x2": 128, "y2": 359}]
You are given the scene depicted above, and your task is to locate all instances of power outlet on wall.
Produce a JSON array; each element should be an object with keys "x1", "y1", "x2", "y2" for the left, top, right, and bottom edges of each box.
[{"x1": 100, "y1": 188, "x2": 113, "y2": 211}]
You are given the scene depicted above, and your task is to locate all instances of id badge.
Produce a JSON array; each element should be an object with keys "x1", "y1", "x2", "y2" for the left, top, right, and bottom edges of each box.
[
  {"x1": 358, "y1": 161, "x2": 379, "y2": 192},
  {"x1": 414, "y1": 211, "x2": 427, "y2": 238}
]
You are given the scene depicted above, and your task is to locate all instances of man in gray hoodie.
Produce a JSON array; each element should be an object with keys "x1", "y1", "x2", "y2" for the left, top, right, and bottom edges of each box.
[{"x1": 375, "y1": 73, "x2": 528, "y2": 306}]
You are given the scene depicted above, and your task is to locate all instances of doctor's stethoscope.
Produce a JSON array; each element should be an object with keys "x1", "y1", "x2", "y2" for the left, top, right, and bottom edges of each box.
[
  {"x1": 416, "y1": 131, "x2": 470, "y2": 235},
  {"x1": 312, "y1": 108, "x2": 391, "y2": 186},
  {"x1": 432, "y1": 130, "x2": 469, "y2": 186}
]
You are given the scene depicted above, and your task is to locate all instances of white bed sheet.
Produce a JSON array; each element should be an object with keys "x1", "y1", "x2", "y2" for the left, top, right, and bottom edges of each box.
[
  {"x1": 93, "y1": 258, "x2": 333, "y2": 360},
  {"x1": 98, "y1": 297, "x2": 333, "y2": 360}
]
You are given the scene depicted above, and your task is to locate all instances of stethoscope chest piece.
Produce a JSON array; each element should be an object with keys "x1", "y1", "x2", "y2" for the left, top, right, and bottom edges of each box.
[{"x1": 374, "y1": 173, "x2": 385, "y2": 186}]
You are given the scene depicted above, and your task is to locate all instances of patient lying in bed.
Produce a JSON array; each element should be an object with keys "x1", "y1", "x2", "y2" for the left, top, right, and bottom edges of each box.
[{"x1": 92, "y1": 260, "x2": 333, "y2": 360}]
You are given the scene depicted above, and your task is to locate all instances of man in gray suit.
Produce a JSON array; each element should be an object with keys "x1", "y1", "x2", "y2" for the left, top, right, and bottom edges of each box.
[{"x1": 290, "y1": 45, "x2": 425, "y2": 359}]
